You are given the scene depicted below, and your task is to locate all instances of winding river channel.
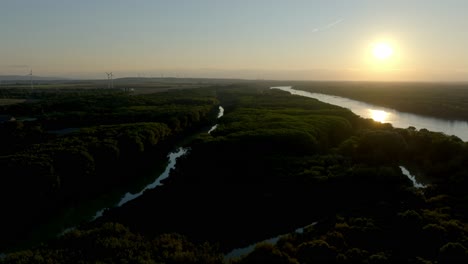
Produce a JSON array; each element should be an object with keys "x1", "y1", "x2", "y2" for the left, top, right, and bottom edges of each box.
[
  {"x1": 59, "y1": 89, "x2": 443, "y2": 258},
  {"x1": 225, "y1": 86, "x2": 442, "y2": 259},
  {"x1": 272, "y1": 86, "x2": 468, "y2": 141},
  {"x1": 59, "y1": 106, "x2": 225, "y2": 235},
  {"x1": 92, "y1": 106, "x2": 225, "y2": 219},
  {"x1": 6, "y1": 87, "x2": 457, "y2": 258}
]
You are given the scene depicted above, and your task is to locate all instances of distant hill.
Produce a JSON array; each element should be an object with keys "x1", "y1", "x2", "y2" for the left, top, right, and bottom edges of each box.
[
  {"x1": 114, "y1": 77, "x2": 252, "y2": 83},
  {"x1": 0, "y1": 75, "x2": 68, "y2": 81},
  {"x1": 0, "y1": 76, "x2": 252, "y2": 83}
]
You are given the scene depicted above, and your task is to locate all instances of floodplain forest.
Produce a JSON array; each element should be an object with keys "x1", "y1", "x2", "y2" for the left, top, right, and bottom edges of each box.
[{"x1": 1, "y1": 82, "x2": 468, "y2": 263}]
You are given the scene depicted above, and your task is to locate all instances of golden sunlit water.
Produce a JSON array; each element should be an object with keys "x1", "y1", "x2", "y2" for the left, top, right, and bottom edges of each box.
[
  {"x1": 368, "y1": 109, "x2": 390, "y2": 123},
  {"x1": 274, "y1": 86, "x2": 468, "y2": 141}
]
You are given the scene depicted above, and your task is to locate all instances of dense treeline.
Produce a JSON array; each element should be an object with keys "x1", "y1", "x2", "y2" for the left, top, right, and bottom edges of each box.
[
  {"x1": 235, "y1": 208, "x2": 468, "y2": 263},
  {"x1": 3, "y1": 89, "x2": 219, "y2": 131},
  {"x1": 2, "y1": 223, "x2": 223, "y2": 264},
  {"x1": 0, "y1": 89, "x2": 219, "y2": 155},
  {"x1": 2, "y1": 84, "x2": 468, "y2": 263},
  {"x1": 90, "y1": 86, "x2": 466, "y2": 262},
  {"x1": 0, "y1": 89, "x2": 219, "y2": 251}
]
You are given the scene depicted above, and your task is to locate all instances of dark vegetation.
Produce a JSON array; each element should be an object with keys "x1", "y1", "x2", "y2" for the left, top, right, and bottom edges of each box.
[
  {"x1": 0, "y1": 87, "x2": 219, "y2": 251},
  {"x1": 3, "y1": 223, "x2": 223, "y2": 264},
  {"x1": 0, "y1": 77, "x2": 245, "y2": 96},
  {"x1": 292, "y1": 81, "x2": 468, "y2": 121},
  {"x1": 2, "y1": 82, "x2": 468, "y2": 263}
]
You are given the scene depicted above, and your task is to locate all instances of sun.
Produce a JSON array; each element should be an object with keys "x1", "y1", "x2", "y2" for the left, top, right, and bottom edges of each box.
[
  {"x1": 365, "y1": 38, "x2": 401, "y2": 73},
  {"x1": 372, "y1": 43, "x2": 394, "y2": 60}
]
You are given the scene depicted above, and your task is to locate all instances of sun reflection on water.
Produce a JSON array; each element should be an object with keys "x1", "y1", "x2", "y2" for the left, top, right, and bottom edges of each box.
[{"x1": 369, "y1": 109, "x2": 390, "y2": 123}]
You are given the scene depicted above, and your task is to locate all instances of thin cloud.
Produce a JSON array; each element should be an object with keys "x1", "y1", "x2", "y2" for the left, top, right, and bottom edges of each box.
[
  {"x1": 325, "y1": 19, "x2": 343, "y2": 29},
  {"x1": 312, "y1": 19, "x2": 344, "y2": 33}
]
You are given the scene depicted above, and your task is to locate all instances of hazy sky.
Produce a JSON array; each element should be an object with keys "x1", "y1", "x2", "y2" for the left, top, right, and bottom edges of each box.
[{"x1": 1, "y1": 0, "x2": 468, "y2": 81}]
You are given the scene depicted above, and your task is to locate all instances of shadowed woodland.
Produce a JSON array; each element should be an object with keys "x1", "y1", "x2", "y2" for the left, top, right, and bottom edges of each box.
[{"x1": 1, "y1": 83, "x2": 468, "y2": 263}]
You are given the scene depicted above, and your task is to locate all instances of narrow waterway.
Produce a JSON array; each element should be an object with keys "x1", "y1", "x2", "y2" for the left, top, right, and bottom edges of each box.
[
  {"x1": 400, "y1": 166, "x2": 425, "y2": 188},
  {"x1": 91, "y1": 106, "x2": 224, "y2": 219},
  {"x1": 272, "y1": 86, "x2": 468, "y2": 141},
  {"x1": 224, "y1": 222, "x2": 318, "y2": 260},
  {"x1": 92, "y1": 148, "x2": 188, "y2": 220},
  {"x1": 65, "y1": 105, "x2": 225, "y2": 232},
  {"x1": 208, "y1": 106, "x2": 224, "y2": 134}
]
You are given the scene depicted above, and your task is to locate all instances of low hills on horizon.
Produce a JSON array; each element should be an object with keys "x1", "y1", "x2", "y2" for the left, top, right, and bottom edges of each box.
[{"x1": 2, "y1": 75, "x2": 468, "y2": 85}]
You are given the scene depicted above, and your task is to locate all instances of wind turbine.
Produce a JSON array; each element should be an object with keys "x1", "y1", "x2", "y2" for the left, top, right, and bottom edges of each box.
[
  {"x1": 28, "y1": 70, "x2": 34, "y2": 90},
  {"x1": 105, "y1": 72, "x2": 114, "y2": 89},
  {"x1": 105, "y1": 72, "x2": 110, "y2": 88},
  {"x1": 110, "y1": 72, "x2": 114, "y2": 88}
]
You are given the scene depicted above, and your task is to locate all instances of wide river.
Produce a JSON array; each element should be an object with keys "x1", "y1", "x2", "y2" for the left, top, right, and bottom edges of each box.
[{"x1": 272, "y1": 86, "x2": 468, "y2": 141}]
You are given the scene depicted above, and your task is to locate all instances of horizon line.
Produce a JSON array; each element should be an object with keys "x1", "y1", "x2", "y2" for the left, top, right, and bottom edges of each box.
[{"x1": 1, "y1": 75, "x2": 468, "y2": 85}]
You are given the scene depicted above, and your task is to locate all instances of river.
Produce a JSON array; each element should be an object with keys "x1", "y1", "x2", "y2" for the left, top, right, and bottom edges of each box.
[
  {"x1": 400, "y1": 166, "x2": 425, "y2": 188},
  {"x1": 64, "y1": 90, "x2": 441, "y2": 259},
  {"x1": 99, "y1": 105, "x2": 224, "y2": 214},
  {"x1": 225, "y1": 87, "x2": 436, "y2": 259},
  {"x1": 225, "y1": 222, "x2": 318, "y2": 261},
  {"x1": 271, "y1": 86, "x2": 468, "y2": 141},
  {"x1": 91, "y1": 106, "x2": 225, "y2": 219},
  {"x1": 208, "y1": 106, "x2": 224, "y2": 134},
  {"x1": 3, "y1": 89, "x2": 438, "y2": 259},
  {"x1": 60, "y1": 106, "x2": 225, "y2": 234},
  {"x1": 91, "y1": 148, "x2": 189, "y2": 220},
  {"x1": 224, "y1": 166, "x2": 424, "y2": 260},
  {"x1": 66, "y1": 90, "x2": 436, "y2": 258}
]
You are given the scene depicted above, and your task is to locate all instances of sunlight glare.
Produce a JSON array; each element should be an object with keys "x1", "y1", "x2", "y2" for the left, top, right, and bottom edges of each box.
[
  {"x1": 369, "y1": 109, "x2": 390, "y2": 123},
  {"x1": 372, "y1": 43, "x2": 394, "y2": 60}
]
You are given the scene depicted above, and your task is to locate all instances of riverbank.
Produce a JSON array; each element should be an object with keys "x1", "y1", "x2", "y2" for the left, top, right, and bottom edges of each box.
[
  {"x1": 291, "y1": 81, "x2": 468, "y2": 121},
  {"x1": 3, "y1": 84, "x2": 468, "y2": 263},
  {"x1": 272, "y1": 86, "x2": 468, "y2": 141}
]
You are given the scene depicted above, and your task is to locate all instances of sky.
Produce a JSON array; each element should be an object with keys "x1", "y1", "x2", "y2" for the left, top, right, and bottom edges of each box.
[{"x1": 1, "y1": 0, "x2": 468, "y2": 81}]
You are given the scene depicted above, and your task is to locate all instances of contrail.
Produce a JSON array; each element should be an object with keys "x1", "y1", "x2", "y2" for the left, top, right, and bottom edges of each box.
[
  {"x1": 325, "y1": 19, "x2": 343, "y2": 29},
  {"x1": 312, "y1": 19, "x2": 344, "y2": 33}
]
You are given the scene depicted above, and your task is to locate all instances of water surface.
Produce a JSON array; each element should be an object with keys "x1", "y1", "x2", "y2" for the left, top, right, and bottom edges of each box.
[
  {"x1": 208, "y1": 106, "x2": 224, "y2": 134},
  {"x1": 225, "y1": 222, "x2": 318, "y2": 260},
  {"x1": 400, "y1": 166, "x2": 425, "y2": 188},
  {"x1": 92, "y1": 148, "x2": 188, "y2": 220},
  {"x1": 272, "y1": 86, "x2": 468, "y2": 141}
]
